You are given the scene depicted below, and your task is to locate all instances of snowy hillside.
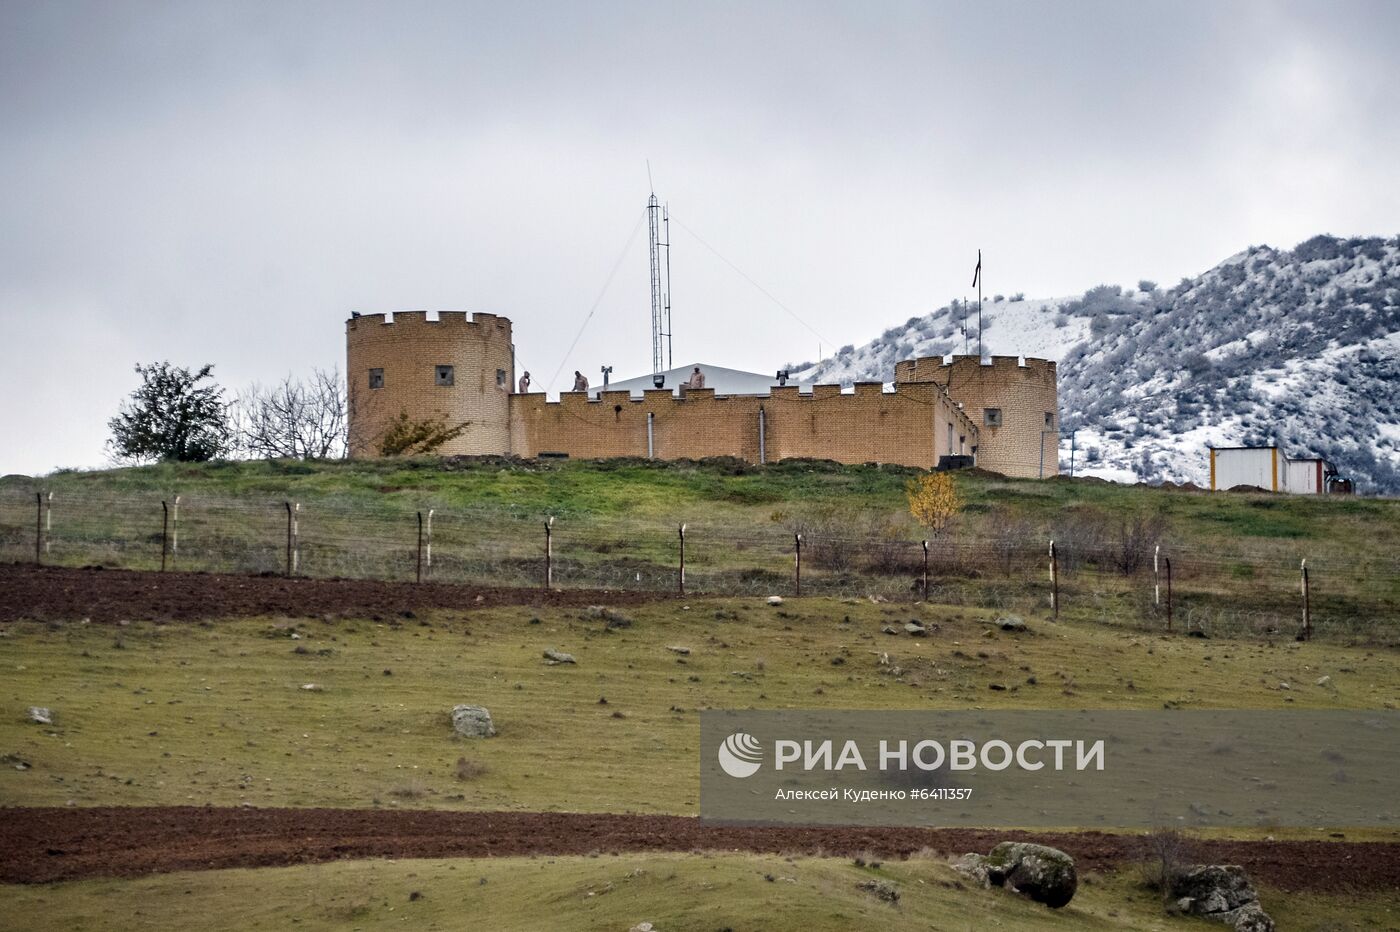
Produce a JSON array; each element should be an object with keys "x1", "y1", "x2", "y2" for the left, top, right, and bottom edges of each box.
[{"x1": 788, "y1": 235, "x2": 1400, "y2": 493}]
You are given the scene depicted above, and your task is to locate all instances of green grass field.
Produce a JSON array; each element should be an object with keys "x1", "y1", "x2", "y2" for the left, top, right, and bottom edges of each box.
[
  {"x1": 3, "y1": 851, "x2": 1397, "y2": 932},
  {"x1": 10, "y1": 457, "x2": 1399, "y2": 555},
  {"x1": 3, "y1": 457, "x2": 1397, "y2": 639},
  {"x1": 4, "y1": 459, "x2": 1399, "y2": 929},
  {"x1": 5, "y1": 596, "x2": 1399, "y2": 928},
  {"x1": 4, "y1": 598, "x2": 1397, "y2": 813}
]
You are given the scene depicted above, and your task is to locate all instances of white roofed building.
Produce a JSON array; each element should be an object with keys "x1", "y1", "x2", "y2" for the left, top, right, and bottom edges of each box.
[{"x1": 590, "y1": 362, "x2": 812, "y2": 398}]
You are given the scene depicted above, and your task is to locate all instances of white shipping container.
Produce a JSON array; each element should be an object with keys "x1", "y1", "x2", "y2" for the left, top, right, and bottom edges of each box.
[
  {"x1": 1284, "y1": 458, "x2": 1325, "y2": 494},
  {"x1": 1211, "y1": 447, "x2": 1279, "y2": 491}
]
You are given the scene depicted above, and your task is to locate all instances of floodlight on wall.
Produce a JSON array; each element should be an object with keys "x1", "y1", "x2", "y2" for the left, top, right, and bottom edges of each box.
[
  {"x1": 776, "y1": 369, "x2": 790, "y2": 385},
  {"x1": 653, "y1": 374, "x2": 666, "y2": 388}
]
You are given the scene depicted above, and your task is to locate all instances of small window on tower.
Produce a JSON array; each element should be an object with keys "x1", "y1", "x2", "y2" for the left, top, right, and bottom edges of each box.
[
  {"x1": 435, "y1": 365, "x2": 455, "y2": 386},
  {"x1": 496, "y1": 369, "x2": 507, "y2": 388},
  {"x1": 1045, "y1": 411, "x2": 1055, "y2": 428},
  {"x1": 368, "y1": 368, "x2": 384, "y2": 389},
  {"x1": 984, "y1": 408, "x2": 1002, "y2": 427}
]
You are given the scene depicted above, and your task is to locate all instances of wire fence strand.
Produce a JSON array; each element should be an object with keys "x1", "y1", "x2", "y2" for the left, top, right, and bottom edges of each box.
[{"x1": 1, "y1": 487, "x2": 1395, "y2": 641}]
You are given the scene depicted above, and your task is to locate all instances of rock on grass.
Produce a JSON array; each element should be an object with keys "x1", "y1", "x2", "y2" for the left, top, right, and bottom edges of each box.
[
  {"x1": 450, "y1": 705, "x2": 496, "y2": 738},
  {"x1": 953, "y1": 841, "x2": 1077, "y2": 908}
]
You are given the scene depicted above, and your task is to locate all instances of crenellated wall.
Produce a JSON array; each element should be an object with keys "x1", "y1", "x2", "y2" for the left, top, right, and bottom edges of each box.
[
  {"x1": 343, "y1": 311, "x2": 1058, "y2": 475},
  {"x1": 346, "y1": 311, "x2": 514, "y2": 457},
  {"x1": 895, "y1": 355, "x2": 1059, "y2": 478},
  {"x1": 509, "y1": 380, "x2": 978, "y2": 468}
]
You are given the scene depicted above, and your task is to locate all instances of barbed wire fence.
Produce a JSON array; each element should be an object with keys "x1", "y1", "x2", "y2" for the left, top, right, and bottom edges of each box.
[{"x1": 1, "y1": 487, "x2": 1395, "y2": 642}]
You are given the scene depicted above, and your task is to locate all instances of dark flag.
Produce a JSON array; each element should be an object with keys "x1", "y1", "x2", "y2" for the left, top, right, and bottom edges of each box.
[{"x1": 971, "y1": 250, "x2": 981, "y2": 288}]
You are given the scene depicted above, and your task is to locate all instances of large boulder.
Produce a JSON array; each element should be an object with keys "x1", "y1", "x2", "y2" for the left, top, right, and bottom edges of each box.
[
  {"x1": 953, "y1": 841, "x2": 1077, "y2": 908},
  {"x1": 1169, "y1": 865, "x2": 1275, "y2": 931},
  {"x1": 997, "y1": 615, "x2": 1028, "y2": 632},
  {"x1": 450, "y1": 705, "x2": 496, "y2": 738}
]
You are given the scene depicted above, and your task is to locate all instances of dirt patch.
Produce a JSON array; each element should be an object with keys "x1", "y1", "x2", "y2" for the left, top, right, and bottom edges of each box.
[
  {"x1": 1, "y1": 807, "x2": 1395, "y2": 891},
  {"x1": 0, "y1": 564, "x2": 666, "y2": 624}
]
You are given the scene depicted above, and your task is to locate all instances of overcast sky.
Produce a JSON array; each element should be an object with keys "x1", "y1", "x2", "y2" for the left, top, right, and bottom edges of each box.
[{"x1": 2, "y1": 0, "x2": 1397, "y2": 475}]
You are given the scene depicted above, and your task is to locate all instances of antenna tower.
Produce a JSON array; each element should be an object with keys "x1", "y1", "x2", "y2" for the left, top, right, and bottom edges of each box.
[{"x1": 647, "y1": 190, "x2": 673, "y2": 374}]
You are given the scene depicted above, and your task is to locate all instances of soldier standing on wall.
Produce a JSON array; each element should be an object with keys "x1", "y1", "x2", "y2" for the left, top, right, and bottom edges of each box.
[
  {"x1": 573, "y1": 370, "x2": 589, "y2": 392},
  {"x1": 518, "y1": 371, "x2": 531, "y2": 394},
  {"x1": 684, "y1": 366, "x2": 706, "y2": 390}
]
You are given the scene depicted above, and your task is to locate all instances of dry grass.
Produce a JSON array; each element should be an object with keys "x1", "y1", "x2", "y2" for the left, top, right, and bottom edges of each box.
[{"x1": 454, "y1": 757, "x2": 488, "y2": 781}]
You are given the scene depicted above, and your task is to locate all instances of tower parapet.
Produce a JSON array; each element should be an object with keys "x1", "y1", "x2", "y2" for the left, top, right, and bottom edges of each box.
[
  {"x1": 896, "y1": 354, "x2": 1059, "y2": 478},
  {"x1": 346, "y1": 311, "x2": 514, "y2": 457}
]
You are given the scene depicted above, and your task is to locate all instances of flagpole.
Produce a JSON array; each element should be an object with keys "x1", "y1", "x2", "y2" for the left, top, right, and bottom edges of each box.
[{"x1": 972, "y1": 249, "x2": 983, "y2": 358}]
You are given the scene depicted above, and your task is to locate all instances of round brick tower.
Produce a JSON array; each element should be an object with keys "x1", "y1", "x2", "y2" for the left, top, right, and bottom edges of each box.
[
  {"x1": 345, "y1": 311, "x2": 514, "y2": 457},
  {"x1": 895, "y1": 355, "x2": 1059, "y2": 478}
]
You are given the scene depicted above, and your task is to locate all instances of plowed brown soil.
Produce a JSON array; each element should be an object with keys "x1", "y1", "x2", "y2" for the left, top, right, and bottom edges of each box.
[
  {"x1": 4, "y1": 565, "x2": 1396, "y2": 895},
  {"x1": 0, "y1": 563, "x2": 662, "y2": 623},
  {"x1": 2, "y1": 807, "x2": 1395, "y2": 890}
]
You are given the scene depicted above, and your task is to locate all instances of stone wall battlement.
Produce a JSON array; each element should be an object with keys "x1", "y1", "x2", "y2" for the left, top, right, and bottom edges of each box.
[{"x1": 344, "y1": 315, "x2": 1055, "y2": 477}]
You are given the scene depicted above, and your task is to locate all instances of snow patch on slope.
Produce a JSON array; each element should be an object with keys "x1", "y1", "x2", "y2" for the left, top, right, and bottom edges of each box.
[{"x1": 783, "y1": 235, "x2": 1400, "y2": 492}]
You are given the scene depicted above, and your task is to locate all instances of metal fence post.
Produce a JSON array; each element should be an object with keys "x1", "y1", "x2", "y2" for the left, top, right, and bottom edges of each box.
[
  {"x1": 794, "y1": 533, "x2": 802, "y2": 597},
  {"x1": 544, "y1": 516, "x2": 554, "y2": 589},
  {"x1": 921, "y1": 539, "x2": 929, "y2": 601},
  {"x1": 34, "y1": 492, "x2": 44, "y2": 565},
  {"x1": 425, "y1": 508, "x2": 434, "y2": 580},
  {"x1": 416, "y1": 511, "x2": 424, "y2": 584},
  {"x1": 1153, "y1": 544, "x2": 1161, "y2": 607},
  {"x1": 171, "y1": 495, "x2": 180, "y2": 566},
  {"x1": 1049, "y1": 539, "x2": 1059, "y2": 620},
  {"x1": 1301, "y1": 558, "x2": 1311, "y2": 642},
  {"x1": 43, "y1": 492, "x2": 52, "y2": 556},
  {"x1": 161, "y1": 500, "x2": 170, "y2": 572},
  {"x1": 284, "y1": 502, "x2": 299, "y2": 577},
  {"x1": 1165, "y1": 556, "x2": 1173, "y2": 633},
  {"x1": 678, "y1": 523, "x2": 687, "y2": 595}
]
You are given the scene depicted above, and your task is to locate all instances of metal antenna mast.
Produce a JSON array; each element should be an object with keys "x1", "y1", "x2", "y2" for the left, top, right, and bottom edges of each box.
[
  {"x1": 663, "y1": 203, "x2": 672, "y2": 370},
  {"x1": 647, "y1": 188, "x2": 672, "y2": 375}
]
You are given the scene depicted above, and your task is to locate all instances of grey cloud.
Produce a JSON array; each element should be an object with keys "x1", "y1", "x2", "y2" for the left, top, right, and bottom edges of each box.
[{"x1": 1, "y1": 0, "x2": 1396, "y2": 473}]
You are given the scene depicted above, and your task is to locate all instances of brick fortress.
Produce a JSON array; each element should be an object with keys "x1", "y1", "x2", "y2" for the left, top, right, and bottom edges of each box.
[{"x1": 346, "y1": 311, "x2": 1059, "y2": 478}]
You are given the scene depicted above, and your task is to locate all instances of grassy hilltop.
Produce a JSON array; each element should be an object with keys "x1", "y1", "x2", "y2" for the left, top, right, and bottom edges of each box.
[
  {"x1": 3, "y1": 458, "x2": 1400, "y2": 930},
  {"x1": 3, "y1": 457, "x2": 1396, "y2": 639},
  {"x1": 8, "y1": 455, "x2": 1398, "y2": 548}
]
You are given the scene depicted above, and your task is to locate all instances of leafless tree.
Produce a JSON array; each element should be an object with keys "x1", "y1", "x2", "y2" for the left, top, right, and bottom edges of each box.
[
  {"x1": 1136, "y1": 827, "x2": 1194, "y2": 902},
  {"x1": 232, "y1": 368, "x2": 347, "y2": 460},
  {"x1": 1113, "y1": 512, "x2": 1168, "y2": 576}
]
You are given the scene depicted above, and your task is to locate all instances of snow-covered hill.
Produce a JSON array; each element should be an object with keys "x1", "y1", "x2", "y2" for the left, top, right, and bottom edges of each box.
[{"x1": 788, "y1": 235, "x2": 1400, "y2": 493}]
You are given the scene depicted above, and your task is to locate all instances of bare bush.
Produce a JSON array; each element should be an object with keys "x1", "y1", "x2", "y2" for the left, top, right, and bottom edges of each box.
[
  {"x1": 984, "y1": 506, "x2": 1033, "y2": 576},
  {"x1": 1049, "y1": 507, "x2": 1110, "y2": 573},
  {"x1": 862, "y1": 515, "x2": 921, "y2": 575},
  {"x1": 1136, "y1": 828, "x2": 1193, "y2": 902},
  {"x1": 455, "y1": 757, "x2": 488, "y2": 781},
  {"x1": 388, "y1": 778, "x2": 429, "y2": 799},
  {"x1": 1050, "y1": 507, "x2": 1167, "y2": 576},
  {"x1": 1113, "y1": 512, "x2": 1168, "y2": 576},
  {"x1": 786, "y1": 507, "x2": 855, "y2": 571}
]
